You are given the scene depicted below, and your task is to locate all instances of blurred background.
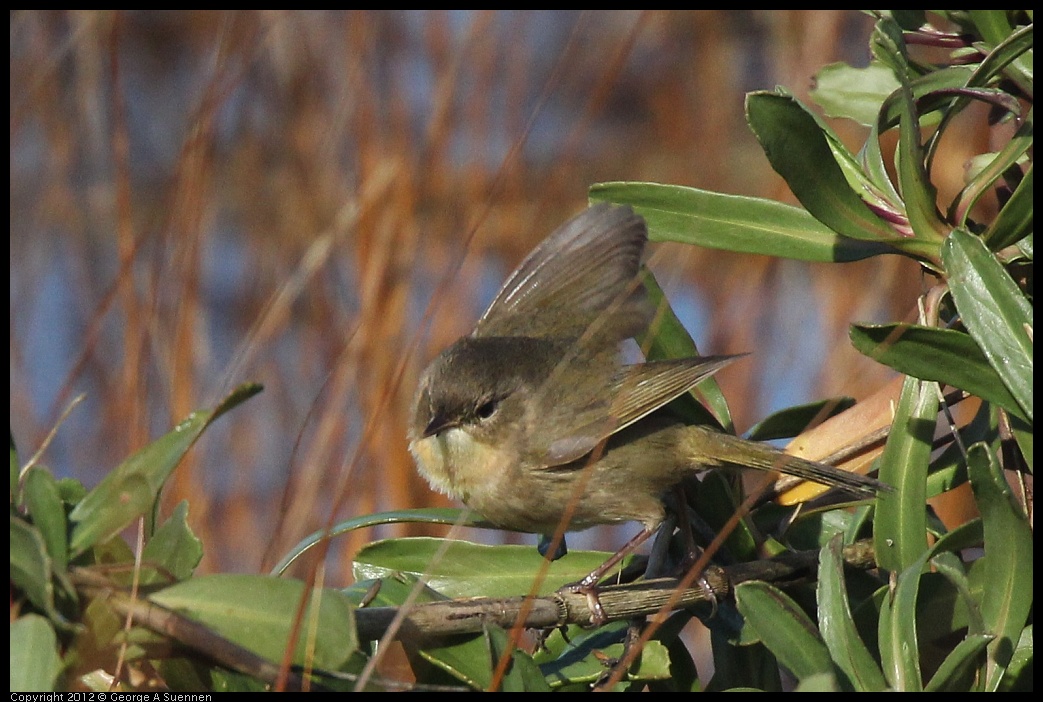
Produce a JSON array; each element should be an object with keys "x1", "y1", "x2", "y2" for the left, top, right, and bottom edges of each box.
[{"x1": 11, "y1": 11, "x2": 985, "y2": 581}]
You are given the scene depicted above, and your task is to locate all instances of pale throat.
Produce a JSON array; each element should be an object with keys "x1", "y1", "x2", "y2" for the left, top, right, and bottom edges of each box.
[{"x1": 409, "y1": 426, "x2": 510, "y2": 504}]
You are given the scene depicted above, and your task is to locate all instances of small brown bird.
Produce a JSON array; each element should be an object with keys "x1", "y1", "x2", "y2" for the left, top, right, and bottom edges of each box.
[{"x1": 410, "y1": 203, "x2": 887, "y2": 556}]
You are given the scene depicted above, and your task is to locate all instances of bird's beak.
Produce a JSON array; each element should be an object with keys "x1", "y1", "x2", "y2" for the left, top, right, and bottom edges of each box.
[{"x1": 422, "y1": 413, "x2": 459, "y2": 438}]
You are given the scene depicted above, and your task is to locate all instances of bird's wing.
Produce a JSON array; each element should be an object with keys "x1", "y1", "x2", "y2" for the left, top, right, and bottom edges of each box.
[
  {"x1": 473, "y1": 203, "x2": 651, "y2": 342},
  {"x1": 535, "y1": 354, "x2": 745, "y2": 466}
]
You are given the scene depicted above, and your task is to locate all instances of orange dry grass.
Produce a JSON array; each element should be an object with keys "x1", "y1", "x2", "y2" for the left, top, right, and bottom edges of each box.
[{"x1": 13, "y1": 11, "x2": 983, "y2": 584}]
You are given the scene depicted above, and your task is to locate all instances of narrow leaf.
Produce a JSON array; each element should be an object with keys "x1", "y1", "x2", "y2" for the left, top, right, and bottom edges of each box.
[
  {"x1": 273, "y1": 508, "x2": 497, "y2": 576},
  {"x1": 589, "y1": 181, "x2": 895, "y2": 262},
  {"x1": 734, "y1": 581, "x2": 836, "y2": 684},
  {"x1": 984, "y1": 162, "x2": 1033, "y2": 250},
  {"x1": 849, "y1": 323, "x2": 1026, "y2": 421},
  {"x1": 996, "y1": 625, "x2": 1033, "y2": 692},
  {"x1": 23, "y1": 467, "x2": 69, "y2": 572},
  {"x1": 953, "y1": 115, "x2": 1032, "y2": 232},
  {"x1": 873, "y1": 375, "x2": 936, "y2": 573},
  {"x1": 972, "y1": 21, "x2": 1033, "y2": 96},
  {"x1": 895, "y1": 77, "x2": 947, "y2": 242},
  {"x1": 10, "y1": 515, "x2": 57, "y2": 619},
  {"x1": 817, "y1": 536, "x2": 888, "y2": 691},
  {"x1": 68, "y1": 383, "x2": 262, "y2": 556},
  {"x1": 966, "y1": 443, "x2": 1033, "y2": 690},
  {"x1": 943, "y1": 229, "x2": 1033, "y2": 421},
  {"x1": 968, "y1": 10, "x2": 1017, "y2": 45},
  {"x1": 745, "y1": 91, "x2": 900, "y2": 243},
  {"x1": 924, "y1": 634, "x2": 993, "y2": 691},
  {"x1": 878, "y1": 552, "x2": 930, "y2": 691},
  {"x1": 639, "y1": 269, "x2": 733, "y2": 431}
]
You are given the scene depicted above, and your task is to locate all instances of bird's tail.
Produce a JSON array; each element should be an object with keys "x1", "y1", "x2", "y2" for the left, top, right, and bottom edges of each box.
[{"x1": 685, "y1": 425, "x2": 889, "y2": 497}]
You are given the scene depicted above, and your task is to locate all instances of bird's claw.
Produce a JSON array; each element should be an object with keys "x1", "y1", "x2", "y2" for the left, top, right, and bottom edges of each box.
[{"x1": 560, "y1": 578, "x2": 609, "y2": 627}]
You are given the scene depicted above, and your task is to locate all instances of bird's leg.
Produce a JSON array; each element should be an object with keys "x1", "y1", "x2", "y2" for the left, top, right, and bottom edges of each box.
[
  {"x1": 592, "y1": 618, "x2": 645, "y2": 691},
  {"x1": 645, "y1": 511, "x2": 677, "y2": 578},
  {"x1": 538, "y1": 533, "x2": 568, "y2": 561},
  {"x1": 562, "y1": 527, "x2": 657, "y2": 627},
  {"x1": 674, "y1": 490, "x2": 721, "y2": 618},
  {"x1": 665, "y1": 486, "x2": 719, "y2": 617}
]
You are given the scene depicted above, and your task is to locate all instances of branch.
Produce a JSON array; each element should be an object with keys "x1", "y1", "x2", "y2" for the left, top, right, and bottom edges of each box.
[
  {"x1": 71, "y1": 568, "x2": 307, "y2": 691},
  {"x1": 354, "y1": 538, "x2": 881, "y2": 640}
]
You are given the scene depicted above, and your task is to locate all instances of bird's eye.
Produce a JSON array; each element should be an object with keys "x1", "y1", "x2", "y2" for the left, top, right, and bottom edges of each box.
[{"x1": 475, "y1": 399, "x2": 498, "y2": 420}]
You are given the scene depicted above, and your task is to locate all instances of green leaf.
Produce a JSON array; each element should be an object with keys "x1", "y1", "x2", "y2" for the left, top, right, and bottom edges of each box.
[
  {"x1": 356, "y1": 573, "x2": 544, "y2": 691},
  {"x1": 967, "y1": 20, "x2": 1034, "y2": 82},
  {"x1": 272, "y1": 508, "x2": 497, "y2": 576},
  {"x1": 924, "y1": 634, "x2": 993, "y2": 691},
  {"x1": 953, "y1": 112, "x2": 1032, "y2": 233},
  {"x1": 1009, "y1": 413, "x2": 1032, "y2": 474},
  {"x1": 859, "y1": 138, "x2": 902, "y2": 213},
  {"x1": 973, "y1": 21, "x2": 1033, "y2": 98},
  {"x1": 817, "y1": 537, "x2": 888, "y2": 691},
  {"x1": 589, "y1": 182, "x2": 895, "y2": 262},
  {"x1": 984, "y1": 162, "x2": 1033, "y2": 250},
  {"x1": 876, "y1": 66, "x2": 998, "y2": 131},
  {"x1": 10, "y1": 514, "x2": 57, "y2": 619},
  {"x1": 1015, "y1": 232, "x2": 1032, "y2": 260},
  {"x1": 849, "y1": 323, "x2": 1026, "y2": 421},
  {"x1": 140, "y1": 500, "x2": 203, "y2": 584},
  {"x1": 895, "y1": 80, "x2": 947, "y2": 242},
  {"x1": 996, "y1": 625, "x2": 1033, "y2": 692},
  {"x1": 56, "y1": 477, "x2": 87, "y2": 505},
  {"x1": 943, "y1": 228, "x2": 1033, "y2": 421},
  {"x1": 693, "y1": 469, "x2": 759, "y2": 561},
  {"x1": 966, "y1": 443, "x2": 1033, "y2": 691},
  {"x1": 766, "y1": 74, "x2": 897, "y2": 213},
  {"x1": 349, "y1": 574, "x2": 490, "y2": 691},
  {"x1": 745, "y1": 91, "x2": 901, "y2": 243},
  {"x1": 878, "y1": 550, "x2": 931, "y2": 691},
  {"x1": 915, "y1": 24, "x2": 1034, "y2": 172},
  {"x1": 706, "y1": 623, "x2": 782, "y2": 691},
  {"x1": 811, "y1": 62, "x2": 900, "y2": 127},
  {"x1": 765, "y1": 500, "x2": 859, "y2": 552},
  {"x1": 148, "y1": 573, "x2": 358, "y2": 672},
  {"x1": 352, "y1": 537, "x2": 632, "y2": 599},
  {"x1": 538, "y1": 624, "x2": 671, "y2": 688},
  {"x1": 654, "y1": 630, "x2": 701, "y2": 691},
  {"x1": 734, "y1": 581, "x2": 836, "y2": 683},
  {"x1": 873, "y1": 375, "x2": 936, "y2": 573},
  {"x1": 929, "y1": 550, "x2": 986, "y2": 637},
  {"x1": 642, "y1": 611, "x2": 700, "y2": 691},
  {"x1": 485, "y1": 626, "x2": 551, "y2": 692},
  {"x1": 871, "y1": 17, "x2": 950, "y2": 249},
  {"x1": 639, "y1": 269, "x2": 733, "y2": 432},
  {"x1": 887, "y1": 10, "x2": 926, "y2": 31},
  {"x1": 968, "y1": 10, "x2": 1018, "y2": 44},
  {"x1": 876, "y1": 515, "x2": 988, "y2": 688},
  {"x1": 10, "y1": 614, "x2": 62, "y2": 692},
  {"x1": 745, "y1": 397, "x2": 855, "y2": 441},
  {"x1": 23, "y1": 467, "x2": 69, "y2": 572},
  {"x1": 68, "y1": 383, "x2": 263, "y2": 556}
]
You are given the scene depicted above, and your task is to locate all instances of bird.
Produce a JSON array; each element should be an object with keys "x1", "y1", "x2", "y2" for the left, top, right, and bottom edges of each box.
[{"x1": 409, "y1": 203, "x2": 888, "y2": 580}]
